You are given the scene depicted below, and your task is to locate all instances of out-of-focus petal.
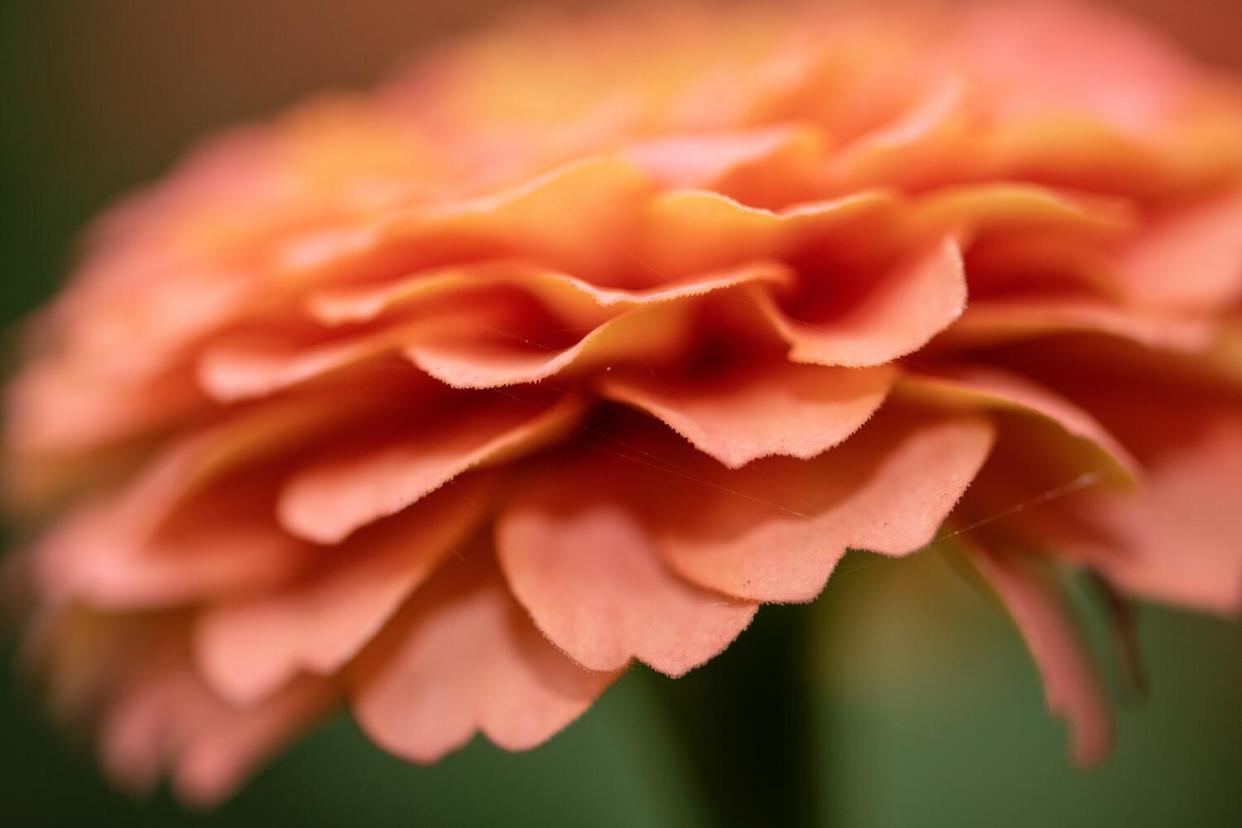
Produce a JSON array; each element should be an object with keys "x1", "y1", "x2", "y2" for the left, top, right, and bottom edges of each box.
[
  {"x1": 947, "y1": 297, "x2": 1215, "y2": 351},
  {"x1": 170, "y1": 676, "x2": 333, "y2": 808},
  {"x1": 958, "y1": 0, "x2": 1193, "y2": 133},
  {"x1": 1115, "y1": 189, "x2": 1242, "y2": 313},
  {"x1": 106, "y1": 389, "x2": 384, "y2": 534},
  {"x1": 966, "y1": 540, "x2": 1113, "y2": 766},
  {"x1": 639, "y1": 189, "x2": 899, "y2": 278},
  {"x1": 197, "y1": 324, "x2": 457, "y2": 402},
  {"x1": 284, "y1": 155, "x2": 655, "y2": 285},
  {"x1": 1035, "y1": 403, "x2": 1242, "y2": 614},
  {"x1": 910, "y1": 183, "x2": 1134, "y2": 239},
  {"x1": 36, "y1": 477, "x2": 312, "y2": 610},
  {"x1": 350, "y1": 549, "x2": 617, "y2": 763},
  {"x1": 98, "y1": 632, "x2": 335, "y2": 807},
  {"x1": 5, "y1": 362, "x2": 202, "y2": 458},
  {"x1": 624, "y1": 125, "x2": 826, "y2": 197},
  {"x1": 196, "y1": 476, "x2": 492, "y2": 705}
]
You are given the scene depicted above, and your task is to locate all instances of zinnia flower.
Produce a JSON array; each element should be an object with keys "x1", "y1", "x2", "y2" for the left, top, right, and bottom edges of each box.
[{"x1": 6, "y1": 0, "x2": 1242, "y2": 805}]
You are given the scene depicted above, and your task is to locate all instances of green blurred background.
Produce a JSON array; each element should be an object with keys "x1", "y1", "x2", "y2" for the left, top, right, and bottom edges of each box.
[{"x1": 2, "y1": 2, "x2": 1240, "y2": 825}]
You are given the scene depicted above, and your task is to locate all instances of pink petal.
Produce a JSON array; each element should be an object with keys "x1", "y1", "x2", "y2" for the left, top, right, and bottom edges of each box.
[
  {"x1": 624, "y1": 125, "x2": 826, "y2": 199},
  {"x1": 959, "y1": 0, "x2": 1193, "y2": 133},
  {"x1": 652, "y1": 408, "x2": 997, "y2": 602},
  {"x1": 403, "y1": 301, "x2": 692, "y2": 389},
  {"x1": 912, "y1": 183, "x2": 1133, "y2": 238},
  {"x1": 496, "y1": 456, "x2": 758, "y2": 675},
  {"x1": 5, "y1": 360, "x2": 201, "y2": 458},
  {"x1": 308, "y1": 260, "x2": 791, "y2": 327},
  {"x1": 170, "y1": 675, "x2": 334, "y2": 808},
  {"x1": 36, "y1": 477, "x2": 312, "y2": 610},
  {"x1": 1039, "y1": 405, "x2": 1242, "y2": 614},
  {"x1": 197, "y1": 324, "x2": 451, "y2": 402},
  {"x1": 829, "y1": 78, "x2": 965, "y2": 191},
  {"x1": 114, "y1": 391, "x2": 375, "y2": 534},
  {"x1": 600, "y1": 359, "x2": 894, "y2": 468},
  {"x1": 1117, "y1": 189, "x2": 1242, "y2": 313},
  {"x1": 948, "y1": 297, "x2": 1214, "y2": 352},
  {"x1": 388, "y1": 263, "x2": 792, "y2": 389},
  {"x1": 99, "y1": 666, "x2": 171, "y2": 796},
  {"x1": 196, "y1": 476, "x2": 492, "y2": 705},
  {"x1": 639, "y1": 189, "x2": 898, "y2": 278},
  {"x1": 759, "y1": 236, "x2": 967, "y2": 367},
  {"x1": 402, "y1": 155, "x2": 653, "y2": 282},
  {"x1": 901, "y1": 366, "x2": 1141, "y2": 486},
  {"x1": 279, "y1": 393, "x2": 582, "y2": 543},
  {"x1": 350, "y1": 550, "x2": 617, "y2": 763},
  {"x1": 967, "y1": 541, "x2": 1113, "y2": 766},
  {"x1": 287, "y1": 155, "x2": 654, "y2": 286},
  {"x1": 98, "y1": 633, "x2": 334, "y2": 807}
]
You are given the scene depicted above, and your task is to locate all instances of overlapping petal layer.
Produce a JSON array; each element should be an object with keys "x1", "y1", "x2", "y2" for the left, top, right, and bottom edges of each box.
[{"x1": 6, "y1": 1, "x2": 1242, "y2": 802}]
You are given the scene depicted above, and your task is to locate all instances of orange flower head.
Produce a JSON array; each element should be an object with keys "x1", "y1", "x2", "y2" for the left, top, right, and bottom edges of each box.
[{"x1": 6, "y1": 0, "x2": 1242, "y2": 804}]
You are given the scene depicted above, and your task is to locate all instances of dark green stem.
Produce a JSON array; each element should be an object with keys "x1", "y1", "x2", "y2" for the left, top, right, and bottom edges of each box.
[{"x1": 643, "y1": 602, "x2": 821, "y2": 828}]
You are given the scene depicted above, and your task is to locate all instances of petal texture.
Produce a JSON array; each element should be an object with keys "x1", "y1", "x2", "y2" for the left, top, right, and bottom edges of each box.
[
  {"x1": 350, "y1": 550, "x2": 617, "y2": 763},
  {"x1": 497, "y1": 455, "x2": 758, "y2": 675},
  {"x1": 196, "y1": 476, "x2": 492, "y2": 704},
  {"x1": 278, "y1": 394, "x2": 581, "y2": 543},
  {"x1": 647, "y1": 408, "x2": 997, "y2": 602},
  {"x1": 600, "y1": 360, "x2": 895, "y2": 468}
]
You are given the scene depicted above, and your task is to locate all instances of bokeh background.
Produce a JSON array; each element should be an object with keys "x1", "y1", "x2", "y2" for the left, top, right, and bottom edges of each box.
[{"x1": 2, "y1": 1, "x2": 1241, "y2": 825}]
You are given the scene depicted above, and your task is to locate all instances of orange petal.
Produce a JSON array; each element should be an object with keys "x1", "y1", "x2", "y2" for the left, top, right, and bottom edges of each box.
[
  {"x1": 99, "y1": 664, "x2": 170, "y2": 796},
  {"x1": 278, "y1": 393, "x2": 581, "y2": 543},
  {"x1": 281, "y1": 155, "x2": 655, "y2": 286},
  {"x1": 404, "y1": 301, "x2": 691, "y2": 389},
  {"x1": 600, "y1": 359, "x2": 894, "y2": 468},
  {"x1": 308, "y1": 259, "x2": 792, "y2": 327},
  {"x1": 171, "y1": 676, "x2": 333, "y2": 808},
  {"x1": 639, "y1": 189, "x2": 898, "y2": 278},
  {"x1": 496, "y1": 456, "x2": 758, "y2": 675},
  {"x1": 960, "y1": 0, "x2": 1192, "y2": 130},
  {"x1": 948, "y1": 297, "x2": 1215, "y2": 352},
  {"x1": 36, "y1": 478, "x2": 311, "y2": 610},
  {"x1": 5, "y1": 361, "x2": 201, "y2": 457},
  {"x1": 197, "y1": 324, "x2": 450, "y2": 402},
  {"x1": 909, "y1": 183, "x2": 1133, "y2": 240},
  {"x1": 99, "y1": 634, "x2": 334, "y2": 807},
  {"x1": 195, "y1": 476, "x2": 492, "y2": 705},
  {"x1": 1116, "y1": 189, "x2": 1242, "y2": 313},
  {"x1": 829, "y1": 77, "x2": 967, "y2": 192},
  {"x1": 108, "y1": 389, "x2": 387, "y2": 535},
  {"x1": 1038, "y1": 406, "x2": 1242, "y2": 614},
  {"x1": 900, "y1": 366, "x2": 1140, "y2": 486},
  {"x1": 350, "y1": 550, "x2": 617, "y2": 763},
  {"x1": 625, "y1": 124, "x2": 828, "y2": 205},
  {"x1": 651, "y1": 408, "x2": 996, "y2": 602},
  {"x1": 967, "y1": 541, "x2": 1113, "y2": 766},
  {"x1": 759, "y1": 236, "x2": 966, "y2": 367},
  {"x1": 387, "y1": 155, "x2": 654, "y2": 283}
]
